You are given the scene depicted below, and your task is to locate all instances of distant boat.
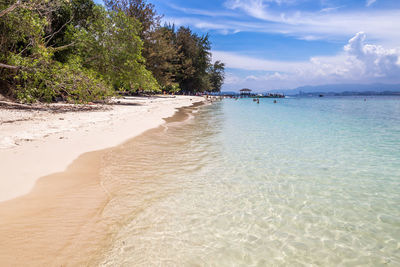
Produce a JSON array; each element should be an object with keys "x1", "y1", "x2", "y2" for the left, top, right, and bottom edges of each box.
[{"x1": 319, "y1": 94, "x2": 324, "y2": 97}]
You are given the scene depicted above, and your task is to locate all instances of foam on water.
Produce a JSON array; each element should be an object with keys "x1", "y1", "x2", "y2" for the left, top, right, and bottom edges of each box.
[{"x1": 100, "y1": 97, "x2": 400, "y2": 266}]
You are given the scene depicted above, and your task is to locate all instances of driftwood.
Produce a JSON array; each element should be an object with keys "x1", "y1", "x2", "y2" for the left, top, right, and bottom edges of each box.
[
  {"x1": 0, "y1": 100, "x2": 111, "y2": 113},
  {"x1": 0, "y1": 63, "x2": 19, "y2": 70},
  {"x1": 0, "y1": 100, "x2": 44, "y2": 110}
]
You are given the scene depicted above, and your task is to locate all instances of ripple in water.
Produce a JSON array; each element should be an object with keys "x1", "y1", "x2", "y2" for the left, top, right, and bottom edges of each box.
[{"x1": 100, "y1": 97, "x2": 400, "y2": 266}]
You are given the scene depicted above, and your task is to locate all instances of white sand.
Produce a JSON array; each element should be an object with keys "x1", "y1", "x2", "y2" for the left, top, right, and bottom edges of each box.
[{"x1": 0, "y1": 95, "x2": 204, "y2": 202}]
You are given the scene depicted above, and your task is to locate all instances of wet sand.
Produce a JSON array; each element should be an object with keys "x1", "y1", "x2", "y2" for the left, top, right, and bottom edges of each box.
[
  {"x1": 0, "y1": 150, "x2": 109, "y2": 266},
  {"x1": 0, "y1": 102, "x2": 204, "y2": 266}
]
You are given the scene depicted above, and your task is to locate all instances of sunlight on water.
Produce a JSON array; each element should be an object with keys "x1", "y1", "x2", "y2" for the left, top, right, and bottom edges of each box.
[{"x1": 100, "y1": 97, "x2": 400, "y2": 266}]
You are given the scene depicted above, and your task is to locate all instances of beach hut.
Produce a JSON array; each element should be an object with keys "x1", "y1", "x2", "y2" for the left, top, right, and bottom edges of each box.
[{"x1": 240, "y1": 88, "x2": 252, "y2": 96}]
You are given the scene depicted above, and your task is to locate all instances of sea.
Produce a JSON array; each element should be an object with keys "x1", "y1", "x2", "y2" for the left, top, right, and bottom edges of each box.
[{"x1": 99, "y1": 96, "x2": 400, "y2": 266}]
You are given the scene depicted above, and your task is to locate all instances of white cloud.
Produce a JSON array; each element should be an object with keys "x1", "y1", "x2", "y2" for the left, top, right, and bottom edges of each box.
[
  {"x1": 167, "y1": 3, "x2": 238, "y2": 18},
  {"x1": 224, "y1": 72, "x2": 242, "y2": 84},
  {"x1": 214, "y1": 32, "x2": 400, "y2": 90},
  {"x1": 225, "y1": 0, "x2": 272, "y2": 20},
  {"x1": 211, "y1": 51, "x2": 307, "y2": 72},
  {"x1": 224, "y1": 0, "x2": 290, "y2": 21},
  {"x1": 162, "y1": 16, "x2": 242, "y2": 34},
  {"x1": 165, "y1": 8, "x2": 400, "y2": 47},
  {"x1": 344, "y1": 32, "x2": 400, "y2": 78},
  {"x1": 220, "y1": 0, "x2": 400, "y2": 46},
  {"x1": 298, "y1": 35, "x2": 321, "y2": 41},
  {"x1": 319, "y1": 6, "x2": 344, "y2": 13},
  {"x1": 366, "y1": 0, "x2": 377, "y2": 7}
]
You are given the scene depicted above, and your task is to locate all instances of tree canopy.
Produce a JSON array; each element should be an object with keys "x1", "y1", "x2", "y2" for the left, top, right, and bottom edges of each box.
[{"x1": 0, "y1": 0, "x2": 225, "y2": 103}]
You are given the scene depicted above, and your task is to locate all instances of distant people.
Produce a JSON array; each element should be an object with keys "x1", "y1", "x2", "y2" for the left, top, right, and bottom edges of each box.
[{"x1": 274, "y1": 100, "x2": 277, "y2": 103}]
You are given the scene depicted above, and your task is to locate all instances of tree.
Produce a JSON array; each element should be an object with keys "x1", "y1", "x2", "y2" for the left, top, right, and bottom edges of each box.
[
  {"x1": 103, "y1": 0, "x2": 224, "y2": 94},
  {"x1": 104, "y1": 0, "x2": 170, "y2": 88},
  {"x1": 0, "y1": 0, "x2": 224, "y2": 101},
  {"x1": 208, "y1": 61, "x2": 225, "y2": 92},
  {"x1": 104, "y1": 0, "x2": 160, "y2": 37},
  {"x1": 0, "y1": 0, "x2": 113, "y2": 102},
  {"x1": 175, "y1": 27, "x2": 211, "y2": 93},
  {"x1": 73, "y1": 6, "x2": 159, "y2": 92},
  {"x1": 142, "y1": 25, "x2": 178, "y2": 89},
  {"x1": 47, "y1": 0, "x2": 97, "y2": 62}
]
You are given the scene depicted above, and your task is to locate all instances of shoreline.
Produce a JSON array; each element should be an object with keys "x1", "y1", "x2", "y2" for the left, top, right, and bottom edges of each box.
[
  {"x1": 0, "y1": 97, "x2": 205, "y2": 266},
  {"x1": 0, "y1": 95, "x2": 204, "y2": 202}
]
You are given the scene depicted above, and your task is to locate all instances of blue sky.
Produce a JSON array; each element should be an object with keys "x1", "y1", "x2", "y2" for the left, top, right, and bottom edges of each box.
[{"x1": 96, "y1": 0, "x2": 400, "y2": 92}]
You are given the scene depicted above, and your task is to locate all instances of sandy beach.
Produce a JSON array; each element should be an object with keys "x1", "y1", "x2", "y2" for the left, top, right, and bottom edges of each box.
[
  {"x1": 0, "y1": 96, "x2": 204, "y2": 266},
  {"x1": 0, "y1": 96, "x2": 204, "y2": 202}
]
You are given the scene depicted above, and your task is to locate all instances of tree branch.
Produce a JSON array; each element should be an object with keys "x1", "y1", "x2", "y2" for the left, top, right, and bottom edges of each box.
[
  {"x1": 52, "y1": 42, "x2": 75, "y2": 51},
  {"x1": 0, "y1": 0, "x2": 21, "y2": 18},
  {"x1": 17, "y1": 40, "x2": 32, "y2": 55},
  {"x1": 45, "y1": 17, "x2": 73, "y2": 46}
]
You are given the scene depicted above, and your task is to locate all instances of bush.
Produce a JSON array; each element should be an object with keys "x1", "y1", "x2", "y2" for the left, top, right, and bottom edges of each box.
[
  {"x1": 163, "y1": 83, "x2": 181, "y2": 94},
  {"x1": 9, "y1": 53, "x2": 113, "y2": 103}
]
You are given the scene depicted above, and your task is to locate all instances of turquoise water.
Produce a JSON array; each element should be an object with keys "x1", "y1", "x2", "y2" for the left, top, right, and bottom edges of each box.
[{"x1": 101, "y1": 97, "x2": 400, "y2": 266}]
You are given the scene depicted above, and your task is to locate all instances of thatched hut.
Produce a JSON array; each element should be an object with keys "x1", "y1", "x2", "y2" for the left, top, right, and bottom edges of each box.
[{"x1": 240, "y1": 88, "x2": 252, "y2": 96}]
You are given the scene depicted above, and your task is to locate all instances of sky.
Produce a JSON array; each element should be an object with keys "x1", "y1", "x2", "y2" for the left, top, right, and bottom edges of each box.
[{"x1": 97, "y1": 0, "x2": 400, "y2": 92}]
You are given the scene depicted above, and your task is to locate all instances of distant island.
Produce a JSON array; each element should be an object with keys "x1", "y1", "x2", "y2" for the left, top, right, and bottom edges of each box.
[
  {"x1": 267, "y1": 83, "x2": 400, "y2": 96},
  {"x1": 220, "y1": 83, "x2": 400, "y2": 97}
]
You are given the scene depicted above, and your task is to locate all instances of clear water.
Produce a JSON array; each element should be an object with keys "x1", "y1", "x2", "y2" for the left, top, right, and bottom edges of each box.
[{"x1": 100, "y1": 97, "x2": 400, "y2": 266}]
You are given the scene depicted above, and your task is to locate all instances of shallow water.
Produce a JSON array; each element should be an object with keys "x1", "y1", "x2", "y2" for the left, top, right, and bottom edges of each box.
[{"x1": 100, "y1": 97, "x2": 400, "y2": 266}]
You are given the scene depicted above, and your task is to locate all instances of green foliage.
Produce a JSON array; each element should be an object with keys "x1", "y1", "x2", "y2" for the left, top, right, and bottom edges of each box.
[
  {"x1": 9, "y1": 53, "x2": 112, "y2": 103},
  {"x1": 72, "y1": 6, "x2": 159, "y2": 93},
  {"x1": 144, "y1": 26, "x2": 178, "y2": 88},
  {"x1": 1, "y1": 0, "x2": 114, "y2": 102},
  {"x1": 104, "y1": 1, "x2": 225, "y2": 94},
  {"x1": 175, "y1": 27, "x2": 212, "y2": 93},
  {"x1": 47, "y1": 0, "x2": 97, "y2": 62},
  {"x1": 0, "y1": 1, "x2": 47, "y2": 61},
  {"x1": 104, "y1": 0, "x2": 170, "y2": 91},
  {"x1": 163, "y1": 83, "x2": 181, "y2": 94},
  {"x1": 0, "y1": 0, "x2": 224, "y2": 103},
  {"x1": 209, "y1": 61, "x2": 225, "y2": 92},
  {"x1": 104, "y1": 0, "x2": 161, "y2": 37}
]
